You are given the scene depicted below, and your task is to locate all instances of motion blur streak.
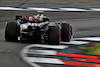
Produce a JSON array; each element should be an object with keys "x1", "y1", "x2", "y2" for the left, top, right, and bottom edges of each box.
[
  {"x1": 74, "y1": 58, "x2": 100, "y2": 63},
  {"x1": 62, "y1": 61, "x2": 100, "y2": 67},
  {"x1": 57, "y1": 53, "x2": 99, "y2": 59}
]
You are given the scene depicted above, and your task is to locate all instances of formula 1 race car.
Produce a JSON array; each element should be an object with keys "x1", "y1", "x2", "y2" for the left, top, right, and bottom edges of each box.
[{"x1": 5, "y1": 11, "x2": 72, "y2": 44}]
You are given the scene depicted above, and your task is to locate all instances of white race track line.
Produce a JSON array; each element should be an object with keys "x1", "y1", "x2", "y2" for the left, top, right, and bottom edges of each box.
[
  {"x1": 26, "y1": 57, "x2": 64, "y2": 64},
  {"x1": 90, "y1": 8, "x2": 100, "y2": 11},
  {"x1": 1, "y1": 7, "x2": 100, "y2": 11},
  {"x1": 0, "y1": 7, "x2": 25, "y2": 10},
  {"x1": 31, "y1": 44, "x2": 68, "y2": 49},
  {"x1": 21, "y1": 45, "x2": 42, "y2": 67},
  {"x1": 72, "y1": 37, "x2": 100, "y2": 41},
  {"x1": 61, "y1": 41, "x2": 89, "y2": 45},
  {"x1": 24, "y1": 50, "x2": 57, "y2": 55},
  {"x1": 21, "y1": 44, "x2": 67, "y2": 67},
  {"x1": 27, "y1": 7, "x2": 57, "y2": 11},
  {"x1": 59, "y1": 8, "x2": 89, "y2": 11}
]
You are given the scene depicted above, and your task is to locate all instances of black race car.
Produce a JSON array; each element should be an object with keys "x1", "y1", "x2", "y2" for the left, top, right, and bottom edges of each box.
[{"x1": 5, "y1": 11, "x2": 73, "y2": 44}]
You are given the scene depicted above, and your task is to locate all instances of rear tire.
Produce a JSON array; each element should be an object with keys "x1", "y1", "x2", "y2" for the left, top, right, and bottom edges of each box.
[
  {"x1": 48, "y1": 26, "x2": 60, "y2": 44},
  {"x1": 5, "y1": 22, "x2": 19, "y2": 41},
  {"x1": 61, "y1": 23, "x2": 72, "y2": 42}
]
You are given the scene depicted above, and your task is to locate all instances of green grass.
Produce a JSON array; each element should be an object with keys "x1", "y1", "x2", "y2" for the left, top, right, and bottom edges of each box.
[{"x1": 80, "y1": 44, "x2": 100, "y2": 56}]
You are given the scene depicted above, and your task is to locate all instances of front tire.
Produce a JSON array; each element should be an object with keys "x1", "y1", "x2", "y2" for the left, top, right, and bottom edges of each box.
[
  {"x1": 61, "y1": 23, "x2": 72, "y2": 42},
  {"x1": 5, "y1": 22, "x2": 19, "y2": 41}
]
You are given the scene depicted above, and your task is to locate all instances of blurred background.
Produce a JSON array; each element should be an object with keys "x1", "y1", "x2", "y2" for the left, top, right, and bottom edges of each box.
[
  {"x1": 0, "y1": 0, "x2": 100, "y2": 67},
  {"x1": 1, "y1": 0, "x2": 100, "y2": 4}
]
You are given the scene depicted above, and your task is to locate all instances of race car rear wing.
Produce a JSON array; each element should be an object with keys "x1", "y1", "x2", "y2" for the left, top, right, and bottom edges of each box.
[
  {"x1": 15, "y1": 15, "x2": 50, "y2": 22},
  {"x1": 15, "y1": 16, "x2": 22, "y2": 20}
]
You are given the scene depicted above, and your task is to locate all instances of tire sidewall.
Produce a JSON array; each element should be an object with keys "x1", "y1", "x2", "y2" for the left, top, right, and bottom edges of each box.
[
  {"x1": 61, "y1": 23, "x2": 72, "y2": 42},
  {"x1": 5, "y1": 22, "x2": 19, "y2": 41}
]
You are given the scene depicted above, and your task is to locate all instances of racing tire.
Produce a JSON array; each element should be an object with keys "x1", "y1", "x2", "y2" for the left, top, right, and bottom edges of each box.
[
  {"x1": 5, "y1": 22, "x2": 19, "y2": 41},
  {"x1": 61, "y1": 23, "x2": 72, "y2": 42},
  {"x1": 48, "y1": 26, "x2": 60, "y2": 44}
]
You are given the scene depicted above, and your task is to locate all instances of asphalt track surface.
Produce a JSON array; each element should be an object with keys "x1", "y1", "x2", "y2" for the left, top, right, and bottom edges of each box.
[{"x1": 0, "y1": 11, "x2": 100, "y2": 67}]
